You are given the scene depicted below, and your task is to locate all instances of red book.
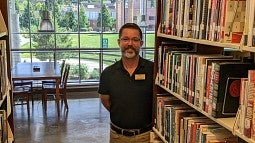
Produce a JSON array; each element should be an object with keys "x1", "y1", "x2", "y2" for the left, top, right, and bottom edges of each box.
[{"x1": 246, "y1": 70, "x2": 255, "y2": 138}]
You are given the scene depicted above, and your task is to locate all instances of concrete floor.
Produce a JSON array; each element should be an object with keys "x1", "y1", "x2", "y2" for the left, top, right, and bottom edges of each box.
[{"x1": 13, "y1": 97, "x2": 110, "y2": 143}]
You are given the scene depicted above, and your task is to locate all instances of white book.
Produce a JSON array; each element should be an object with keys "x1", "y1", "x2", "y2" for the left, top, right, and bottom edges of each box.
[
  {"x1": 247, "y1": 0, "x2": 255, "y2": 46},
  {"x1": 183, "y1": 0, "x2": 191, "y2": 38},
  {"x1": 164, "y1": 0, "x2": 171, "y2": 34},
  {"x1": 177, "y1": 0, "x2": 185, "y2": 37}
]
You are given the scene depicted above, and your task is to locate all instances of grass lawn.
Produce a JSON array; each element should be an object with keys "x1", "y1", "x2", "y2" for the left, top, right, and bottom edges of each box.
[{"x1": 20, "y1": 33, "x2": 155, "y2": 63}]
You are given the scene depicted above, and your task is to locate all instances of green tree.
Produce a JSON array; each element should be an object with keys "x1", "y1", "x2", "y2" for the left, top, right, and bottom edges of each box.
[
  {"x1": 59, "y1": 8, "x2": 78, "y2": 31},
  {"x1": 32, "y1": 33, "x2": 74, "y2": 61},
  {"x1": 54, "y1": 3, "x2": 61, "y2": 26},
  {"x1": 97, "y1": 4, "x2": 115, "y2": 31},
  {"x1": 79, "y1": 4, "x2": 90, "y2": 31},
  {"x1": 19, "y1": 2, "x2": 38, "y2": 30},
  {"x1": 71, "y1": 64, "x2": 89, "y2": 79}
]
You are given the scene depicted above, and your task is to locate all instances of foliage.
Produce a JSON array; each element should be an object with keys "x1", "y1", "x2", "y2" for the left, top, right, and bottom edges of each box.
[
  {"x1": 31, "y1": 33, "x2": 74, "y2": 61},
  {"x1": 19, "y1": 1, "x2": 38, "y2": 30},
  {"x1": 89, "y1": 68, "x2": 100, "y2": 79},
  {"x1": 59, "y1": 7, "x2": 78, "y2": 31},
  {"x1": 79, "y1": 4, "x2": 90, "y2": 30},
  {"x1": 70, "y1": 64, "x2": 89, "y2": 79},
  {"x1": 97, "y1": 4, "x2": 115, "y2": 31}
]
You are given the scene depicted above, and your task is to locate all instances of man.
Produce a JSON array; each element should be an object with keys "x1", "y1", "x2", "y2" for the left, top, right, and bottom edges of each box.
[{"x1": 98, "y1": 23, "x2": 154, "y2": 143}]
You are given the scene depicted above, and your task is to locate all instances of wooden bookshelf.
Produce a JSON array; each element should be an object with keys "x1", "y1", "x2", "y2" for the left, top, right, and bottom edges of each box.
[
  {"x1": 0, "y1": 10, "x2": 7, "y2": 36},
  {"x1": 153, "y1": 0, "x2": 255, "y2": 142},
  {"x1": 0, "y1": 9, "x2": 14, "y2": 143}
]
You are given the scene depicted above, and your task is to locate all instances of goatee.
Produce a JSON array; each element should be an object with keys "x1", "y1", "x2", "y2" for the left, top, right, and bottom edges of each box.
[{"x1": 122, "y1": 46, "x2": 139, "y2": 59}]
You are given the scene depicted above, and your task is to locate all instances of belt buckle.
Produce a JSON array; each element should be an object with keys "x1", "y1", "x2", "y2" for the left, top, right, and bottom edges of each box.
[{"x1": 122, "y1": 129, "x2": 140, "y2": 136}]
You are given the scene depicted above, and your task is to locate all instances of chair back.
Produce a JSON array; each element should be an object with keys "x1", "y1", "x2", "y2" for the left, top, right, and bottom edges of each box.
[
  {"x1": 60, "y1": 60, "x2": 66, "y2": 83},
  {"x1": 62, "y1": 64, "x2": 70, "y2": 90},
  {"x1": 60, "y1": 60, "x2": 66, "y2": 76},
  {"x1": 13, "y1": 81, "x2": 33, "y2": 93}
]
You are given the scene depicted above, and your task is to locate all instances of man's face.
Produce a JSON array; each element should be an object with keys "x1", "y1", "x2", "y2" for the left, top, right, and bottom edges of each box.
[{"x1": 118, "y1": 28, "x2": 143, "y2": 59}]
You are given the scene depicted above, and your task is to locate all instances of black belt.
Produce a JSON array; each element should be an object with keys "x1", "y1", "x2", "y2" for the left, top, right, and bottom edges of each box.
[{"x1": 110, "y1": 123, "x2": 151, "y2": 136}]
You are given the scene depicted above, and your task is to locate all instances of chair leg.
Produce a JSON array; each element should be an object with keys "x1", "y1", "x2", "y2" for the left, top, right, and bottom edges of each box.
[
  {"x1": 62, "y1": 93, "x2": 69, "y2": 109},
  {"x1": 26, "y1": 94, "x2": 30, "y2": 116},
  {"x1": 42, "y1": 91, "x2": 47, "y2": 111}
]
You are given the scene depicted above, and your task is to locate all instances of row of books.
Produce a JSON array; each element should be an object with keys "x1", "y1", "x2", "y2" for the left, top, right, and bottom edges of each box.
[
  {"x1": 0, "y1": 40, "x2": 8, "y2": 100},
  {"x1": 155, "y1": 95, "x2": 239, "y2": 143},
  {"x1": 243, "y1": 0, "x2": 255, "y2": 47},
  {"x1": 157, "y1": 41, "x2": 255, "y2": 118},
  {"x1": 235, "y1": 70, "x2": 255, "y2": 140},
  {"x1": 0, "y1": 110, "x2": 7, "y2": 143},
  {"x1": 160, "y1": 0, "x2": 250, "y2": 44}
]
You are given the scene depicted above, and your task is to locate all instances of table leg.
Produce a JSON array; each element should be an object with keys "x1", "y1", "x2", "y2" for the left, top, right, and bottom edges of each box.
[{"x1": 55, "y1": 78, "x2": 60, "y2": 117}]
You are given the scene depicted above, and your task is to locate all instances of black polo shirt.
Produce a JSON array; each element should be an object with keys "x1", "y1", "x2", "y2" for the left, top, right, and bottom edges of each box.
[{"x1": 98, "y1": 57, "x2": 154, "y2": 129}]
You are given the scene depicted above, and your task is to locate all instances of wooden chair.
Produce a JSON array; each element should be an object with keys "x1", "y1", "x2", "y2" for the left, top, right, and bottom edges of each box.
[
  {"x1": 42, "y1": 64, "x2": 70, "y2": 112},
  {"x1": 41, "y1": 60, "x2": 66, "y2": 85},
  {"x1": 13, "y1": 81, "x2": 32, "y2": 116}
]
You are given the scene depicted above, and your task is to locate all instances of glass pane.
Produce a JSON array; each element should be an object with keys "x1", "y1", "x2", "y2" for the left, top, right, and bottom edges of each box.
[
  {"x1": 102, "y1": 49, "x2": 120, "y2": 69},
  {"x1": 80, "y1": 50, "x2": 100, "y2": 82},
  {"x1": 102, "y1": 33, "x2": 119, "y2": 48},
  {"x1": 11, "y1": 51, "x2": 32, "y2": 69},
  {"x1": 32, "y1": 51, "x2": 54, "y2": 62},
  {"x1": 9, "y1": 0, "x2": 157, "y2": 85},
  {"x1": 56, "y1": 34, "x2": 76, "y2": 49},
  {"x1": 80, "y1": 33, "x2": 100, "y2": 48}
]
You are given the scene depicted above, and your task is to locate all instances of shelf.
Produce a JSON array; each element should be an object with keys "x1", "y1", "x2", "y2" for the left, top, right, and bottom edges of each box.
[
  {"x1": 0, "y1": 10, "x2": 7, "y2": 36},
  {"x1": 157, "y1": 32, "x2": 241, "y2": 50},
  {"x1": 242, "y1": 46, "x2": 255, "y2": 53},
  {"x1": 152, "y1": 127, "x2": 168, "y2": 143},
  {"x1": 156, "y1": 83, "x2": 255, "y2": 143},
  {"x1": 0, "y1": 93, "x2": 7, "y2": 107}
]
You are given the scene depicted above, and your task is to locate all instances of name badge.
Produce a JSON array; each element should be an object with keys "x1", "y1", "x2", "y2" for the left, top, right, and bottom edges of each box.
[{"x1": 135, "y1": 74, "x2": 145, "y2": 80}]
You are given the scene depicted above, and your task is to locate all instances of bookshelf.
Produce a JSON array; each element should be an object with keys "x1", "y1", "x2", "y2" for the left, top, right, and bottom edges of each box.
[
  {"x1": 0, "y1": 10, "x2": 14, "y2": 143},
  {"x1": 153, "y1": 0, "x2": 255, "y2": 143}
]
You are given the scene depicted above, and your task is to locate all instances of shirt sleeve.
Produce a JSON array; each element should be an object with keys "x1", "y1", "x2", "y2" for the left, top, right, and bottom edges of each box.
[{"x1": 98, "y1": 69, "x2": 110, "y2": 95}]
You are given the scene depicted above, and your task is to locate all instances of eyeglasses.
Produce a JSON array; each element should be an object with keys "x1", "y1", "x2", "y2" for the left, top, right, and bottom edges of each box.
[{"x1": 119, "y1": 37, "x2": 142, "y2": 43}]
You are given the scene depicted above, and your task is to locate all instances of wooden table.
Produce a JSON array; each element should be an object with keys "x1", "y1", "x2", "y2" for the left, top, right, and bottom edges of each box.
[{"x1": 11, "y1": 62, "x2": 63, "y2": 116}]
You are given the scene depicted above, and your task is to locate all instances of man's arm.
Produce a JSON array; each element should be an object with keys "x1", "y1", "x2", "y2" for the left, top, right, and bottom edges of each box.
[{"x1": 99, "y1": 94, "x2": 110, "y2": 111}]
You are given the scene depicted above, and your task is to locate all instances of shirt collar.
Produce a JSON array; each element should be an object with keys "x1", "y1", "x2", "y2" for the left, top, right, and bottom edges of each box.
[{"x1": 116, "y1": 56, "x2": 145, "y2": 70}]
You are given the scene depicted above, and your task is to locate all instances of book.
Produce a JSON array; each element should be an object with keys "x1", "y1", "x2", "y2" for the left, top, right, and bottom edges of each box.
[
  {"x1": 181, "y1": 116, "x2": 207, "y2": 143},
  {"x1": 198, "y1": 124, "x2": 221, "y2": 142},
  {"x1": 203, "y1": 58, "x2": 240, "y2": 112},
  {"x1": 173, "y1": 109, "x2": 199, "y2": 143},
  {"x1": 199, "y1": 0, "x2": 210, "y2": 39},
  {"x1": 220, "y1": 0, "x2": 246, "y2": 43},
  {"x1": 158, "y1": 42, "x2": 193, "y2": 87},
  {"x1": 221, "y1": 77, "x2": 241, "y2": 115},
  {"x1": 247, "y1": 0, "x2": 255, "y2": 47},
  {"x1": 194, "y1": 55, "x2": 233, "y2": 109},
  {"x1": 249, "y1": 70, "x2": 255, "y2": 139},
  {"x1": 164, "y1": 104, "x2": 190, "y2": 142},
  {"x1": 0, "y1": 110, "x2": 7, "y2": 143},
  {"x1": 164, "y1": 0, "x2": 172, "y2": 34},
  {"x1": 242, "y1": 0, "x2": 250, "y2": 46},
  {"x1": 205, "y1": 127, "x2": 238, "y2": 142},
  {"x1": 238, "y1": 78, "x2": 248, "y2": 134},
  {"x1": 183, "y1": 0, "x2": 194, "y2": 38},
  {"x1": 189, "y1": 118, "x2": 215, "y2": 143},
  {"x1": 156, "y1": 95, "x2": 183, "y2": 135},
  {"x1": 210, "y1": 62, "x2": 255, "y2": 118},
  {"x1": 205, "y1": 0, "x2": 213, "y2": 40}
]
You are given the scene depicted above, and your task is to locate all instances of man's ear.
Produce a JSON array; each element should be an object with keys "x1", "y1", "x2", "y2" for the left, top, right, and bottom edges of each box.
[{"x1": 117, "y1": 39, "x2": 121, "y2": 46}]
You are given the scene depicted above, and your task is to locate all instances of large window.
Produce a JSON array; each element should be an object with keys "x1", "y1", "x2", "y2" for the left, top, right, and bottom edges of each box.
[{"x1": 8, "y1": 0, "x2": 156, "y2": 85}]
